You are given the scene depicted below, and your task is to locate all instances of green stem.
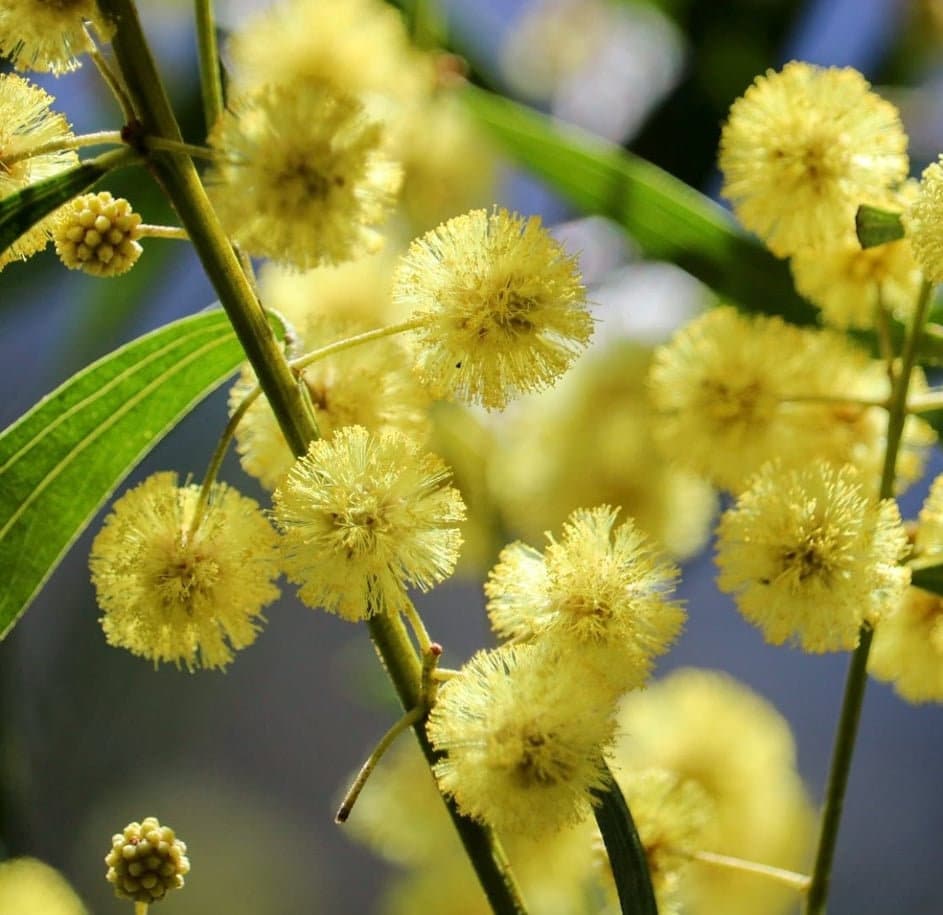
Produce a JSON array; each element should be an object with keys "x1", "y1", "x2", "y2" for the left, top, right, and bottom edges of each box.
[
  {"x1": 194, "y1": 0, "x2": 225, "y2": 131},
  {"x1": 87, "y1": 35, "x2": 138, "y2": 123},
  {"x1": 134, "y1": 903, "x2": 149, "y2": 915},
  {"x1": 805, "y1": 278, "x2": 933, "y2": 915},
  {"x1": 692, "y1": 851, "x2": 810, "y2": 892},
  {"x1": 138, "y1": 225, "x2": 189, "y2": 240},
  {"x1": 143, "y1": 136, "x2": 220, "y2": 160},
  {"x1": 97, "y1": 3, "x2": 527, "y2": 910},
  {"x1": 6, "y1": 130, "x2": 125, "y2": 165},
  {"x1": 288, "y1": 318, "x2": 426, "y2": 372}
]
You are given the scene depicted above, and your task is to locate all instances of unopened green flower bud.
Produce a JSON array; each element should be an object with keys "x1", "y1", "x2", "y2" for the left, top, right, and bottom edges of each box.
[{"x1": 104, "y1": 817, "x2": 189, "y2": 904}]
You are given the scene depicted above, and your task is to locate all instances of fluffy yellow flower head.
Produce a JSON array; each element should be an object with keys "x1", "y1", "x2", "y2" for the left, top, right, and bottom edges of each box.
[
  {"x1": 493, "y1": 341, "x2": 717, "y2": 561},
  {"x1": 90, "y1": 472, "x2": 280, "y2": 671},
  {"x1": 649, "y1": 306, "x2": 933, "y2": 493},
  {"x1": 716, "y1": 460, "x2": 910, "y2": 652},
  {"x1": 53, "y1": 191, "x2": 143, "y2": 277},
  {"x1": 720, "y1": 61, "x2": 908, "y2": 256},
  {"x1": 0, "y1": 0, "x2": 113, "y2": 74},
  {"x1": 0, "y1": 74, "x2": 76, "y2": 268},
  {"x1": 596, "y1": 768, "x2": 714, "y2": 915},
  {"x1": 614, "y1": 669, "x2": 814, "y2": 915},
  {"x1": 790, "y1": 235, "x2": 922, "y2": 330},
  {"x1": 427, "y1": 644, "x2": 614, "y2": 836},
  {"x1": 230, "y1": 318, "x2": 430, "y2": 490},
  {"x1": 208, "y1": 81, "x2": 401, "y2": 270},
  {"x1": 273, "y1": 425, "x2": 465, "y2": 620},
  {"x1": 226, "y1": 0, "x2": 431, "y2": 105},
  {"x1": 393, "y1": 207, "x2": 592, "y2": 409},
  {"x1": 870, "y1": 474, "x2": 943, "y2": 702},
  {"x1": 486, "y1": 506, "x2": 684, "y2": 690},
  {"x1": 904, "y1": 155, "x2": 943, "y2": 282}
]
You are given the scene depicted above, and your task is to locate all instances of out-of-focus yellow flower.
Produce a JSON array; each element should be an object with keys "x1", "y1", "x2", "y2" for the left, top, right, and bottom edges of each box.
[
  {"x1": 493, "y1": 341, "x2": 716, "y2": 561},
  {"x1": 486, "y1": 505, "x2": 683, "y2": 691},
  {"x1": 428, "y1": 644, "x2": 613, "y2": 836},
  {"x1": 0, "y1": 74, "x2": 76, "y2": 269},
  {"x1": 0, "y1": 858, "x2": 87, "y2": 915},
  {"x1": 870, "y1": 474, "x2": 943, "y2": 702},
  {"x1": 614, "y1": 668, "x2": 814, "y2": 915},
  {"x1": 0, "y1": 0, "x2": 112, "y2": 74},
  {"x1": 904, "y1": 155, "x2": 943, "y2": 282},
  {"x1": 208, "y1": 81, "x2": 401, "y2": 270},
  {"x1": 274, "y1": 425, "x2": 464, "y2": 620},
  {"x1": 394, "y1": 208, "x2": 592, "y2": 409},
  {"x1": 720, "y1": 61, "x2": 908, "y2": 257},
  {"x1": 716, "y1": 460, "x2": 910, "y2": 652},
  {"x1": 90, "y1": 472, "x2": 280, "y2": 671}
]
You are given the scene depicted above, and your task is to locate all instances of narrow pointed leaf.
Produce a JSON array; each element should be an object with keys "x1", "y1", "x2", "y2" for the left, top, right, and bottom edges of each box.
[
  {"x1": 463, "y1": 85, "x2": 815, "y2": 324},
  {"x1": 0, "y1": 147, "x2": 137, "y2": 256},
  {"x1": 593, "y1": 766, "x2": 658, "y2": 915},
  {"x1": 910, "y1": 564, "x2": 943, "y2": 597},
  {"x1": 0, "y1": 308, "x2": 283, "y2": 638},
  {"x1": 856, "y1": 204, "x2": 905, "y2": 249}
]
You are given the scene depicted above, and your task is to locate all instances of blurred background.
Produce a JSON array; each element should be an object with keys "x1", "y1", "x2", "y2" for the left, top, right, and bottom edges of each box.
[{"x1": 1, "y1": 0, "x2": 942, "y2": 912}]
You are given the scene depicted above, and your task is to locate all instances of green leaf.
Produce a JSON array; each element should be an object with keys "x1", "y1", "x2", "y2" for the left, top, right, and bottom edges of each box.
[
  {"x1": 0, "y1": 308, "x2": 282, "y2": 639},
  {"x1": 0, "y1": 147, "x2": 137, "y2": 257},
  {"x1": 910, "y1": 564, "x2": 943, "y2": 597},
  {"x1": 463, "y1": 86, "x2": 815, "y2": 324},
  {"x1": 592, "y1": 765, "x2": 658, "y2": 915},
  {"x1": 856, "y1": 205, "x2": 905, "y2": 249}
]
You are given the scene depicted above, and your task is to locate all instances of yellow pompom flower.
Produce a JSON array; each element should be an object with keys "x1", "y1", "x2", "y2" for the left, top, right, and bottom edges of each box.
[
  {"x1": 230, "y1": 318, "x2": 430, "y2": 490},
  {"x1": 53, "y1": 191, "x2": 143, "y2": 277},
  {"x1": 427, "y1": 644, "x2": 614, "y2": 836},
  {"x1": 720, "y1": 61, "x2": 908, "y2": 257},
  {"x1": 493, "y1": 341, "x2": 717, "y2": 562},
  {"x1": 716, "y1": 460, "x2": 910, "y2": 652},
  {"x1": 208, "y1": 81, "x2": 401, "y2": 270},
  {"x1": 393, "y1": 207, "x2": 592, "y2": 409},
  {"x1": 790, "y1": 236, "x2": 922, "y2": 329},
  {"x1": 904, "y1": 155, "x2": 943, "y2": 282},
  {"x1": 273, "y1": 425, "x2": 465, "y2": 620},
  {"x1": 486, "y1": 505, "x2": 683, "y2": 690},
  {"x1": 226, "y1": 0, "x2": 431, "y2": 105},
  {"x1": 870, "y1": 474, "x2": 943, "y2": 703},
  {"x1": 0, "y1": 0, "x2": 113, "y2": 74},
  {"x1": 614, "y1": 669, "x2": 814, "y2": 915},
  {"x1": 0, "y1": 74, "x2": 76, "y2": 269},
  {"x1": 90, "y1": 472, "x2": 280, "y2": 671},
  {"x1": 596, "y1": 768, "x2": 714, "y2": 915}
]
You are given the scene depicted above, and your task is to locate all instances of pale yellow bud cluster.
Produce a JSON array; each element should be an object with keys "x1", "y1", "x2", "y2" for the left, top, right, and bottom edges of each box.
[
  {"x1": 104, "y1": 817, "x2": 189, "y2": 904},
  {"x1": 54, "y1": 192, "x2": 143, "y2": 277}
]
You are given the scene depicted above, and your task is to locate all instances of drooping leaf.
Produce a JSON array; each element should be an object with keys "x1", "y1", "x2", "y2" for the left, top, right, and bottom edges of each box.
[
  {"x1": 592, "y1": 765, "x2": 658, "y2": 915},
  {"x1": 0, "y1": 308, "x2": 282, "y2": 638},
  {"x1": 463, "y1": 85, "x2": 816, "y2": 325},
  {"x1": 856, "y1": 204, "x2": 905, "y2": 249},
  {"x1": 0, "y1": 148, "x2": 137, "y2": 257}
]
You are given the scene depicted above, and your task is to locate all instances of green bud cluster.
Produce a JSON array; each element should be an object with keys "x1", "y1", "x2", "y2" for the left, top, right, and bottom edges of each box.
[{"x1": 104, "y1": 817, "x2": 189, "y2": 904}]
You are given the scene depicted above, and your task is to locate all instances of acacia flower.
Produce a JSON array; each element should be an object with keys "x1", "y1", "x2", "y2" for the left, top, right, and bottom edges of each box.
[
  {"x1": 230, "y1": 318, "x2": 430, "y2": 490},
  {"x1": 715, "y1": 460, "x2": 910, "y2": 652},
  {"x1": 486, "y1": 505, "x2": 683, "y2": 690},
  {"x1": 90, "y1": 472, "x2": 280, "y2": 671},
  {"x1": 0, "y1": 0, "x2": 113, "y2": 74},
  {"x1": 904, "y1": 155, "x2": 943, "y2": 282},
  {"x1": 719, "y1": 61, "x2": 908, "y2": 256},
  {"x1": 615, "y1": 669, "x2": 814, "y2": 915},
  {"x1": 870, "y1": 474, "x2": 943, "y2": 703},
  {"x1": 0, "y1": 74, "x2": 76, "y2": 269},
  {"x1": 53, "y1": 191, "x2": 143, "y2": 277},
  {"x1": 427, "y1": 644, "x2": 614, "y2": 836},
  {"x1": 208, "y1": 80, "x2": 401, "y2": 270},
  {"x1": 104, "y1": 817, "x2": 189, "y2": 904},
  {"x1": 273, "y1": 425, "x2": 465, "y2": 620},
  {"x1": 597, "y1": 768, "x2": 714, "y2": 915},
  {"x1": 393, "y1": 207, "x2": 592, "y2": 409}
]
